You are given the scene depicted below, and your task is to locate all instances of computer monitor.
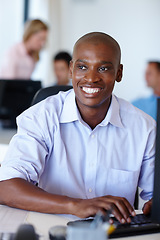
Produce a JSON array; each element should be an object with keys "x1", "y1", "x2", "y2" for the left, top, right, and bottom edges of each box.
[
  {"x1": 151, "y1": 98, "x2": 160, "y2": 223},
  {"x1": 0, "y1": 79, "x2": 42, "y2": 128}
]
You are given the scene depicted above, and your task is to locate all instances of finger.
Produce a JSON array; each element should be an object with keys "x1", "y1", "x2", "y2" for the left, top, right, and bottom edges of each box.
[
  {"x1": 88, "y1": 196, "x2": 134, "y2": 223},
  {"x1": 115, "y1": 196, "x2": 135, "y2": 216},
  {"x1": 110, "y1": 196, "x2": 135, "y2": 217},
  {"x1": 143, "y1": 199, "x2": 152, "y2": 215},
  {"x1": 110, "y1": 203, "x2": 128, "y2": 224},
  {"x1": 104, "y1": 197, "x2": 133, "y2": 223},
  {"x1": 115, "y1": 200, "x2": 131, "y2": 223},
  {"x1": 88, "y1": 200, "x2": 125, "y2": 223},
  {"x1": 103, "y1": 195, "x2": 135, "y2": 216},
  {"x1": 120, "y1": 197, "x2": 136, "y2": 217}
]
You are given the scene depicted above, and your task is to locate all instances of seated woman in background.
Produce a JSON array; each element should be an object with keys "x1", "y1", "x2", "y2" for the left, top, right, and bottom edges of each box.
[{"x1": 0, "y1": 19, "x2": 48, "y2": 79}]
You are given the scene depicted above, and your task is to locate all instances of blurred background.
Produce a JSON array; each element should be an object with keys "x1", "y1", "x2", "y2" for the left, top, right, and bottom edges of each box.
[{"x1": 0, "y1": 0, "x2": 160, "y2": 101}]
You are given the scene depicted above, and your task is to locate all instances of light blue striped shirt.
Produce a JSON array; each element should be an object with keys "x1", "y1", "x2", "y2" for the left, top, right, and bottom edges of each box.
[{"x1": 0, "y1": 89, "x2": 156, "y2": 206}]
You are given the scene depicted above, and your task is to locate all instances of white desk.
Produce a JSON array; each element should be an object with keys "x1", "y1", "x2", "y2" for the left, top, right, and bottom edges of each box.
[
  {"x1": 0, "y1": 205, "x2": 160, "y2": 240},
  {"x1": 0, "y1": 205, "x2": 73, "y2": 240}
]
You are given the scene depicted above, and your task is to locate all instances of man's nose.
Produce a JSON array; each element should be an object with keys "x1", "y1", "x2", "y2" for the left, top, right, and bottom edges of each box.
[{"x1": 84, "y1": 69, "x2": 99, "y2": 82}]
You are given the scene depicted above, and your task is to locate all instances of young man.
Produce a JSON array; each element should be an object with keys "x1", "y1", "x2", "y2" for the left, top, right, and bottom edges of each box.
[
  {"x1": 53, "y1": 51, "x2": 72, "y2": 85},
  {"x1": 132, "y1": 61, "x2": 160, "y2": 120},
  {"x1": 0, "y1": 32, "x2": 155, "y2": 224}
]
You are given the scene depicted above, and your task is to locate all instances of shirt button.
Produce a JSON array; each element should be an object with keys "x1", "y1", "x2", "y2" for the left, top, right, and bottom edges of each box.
[
  {"x1": 91, "y1": 134, "x2": 95, "y2": 138},
  {"x1": 89, "y1": 188, "x2": 92, "y2": 193}
]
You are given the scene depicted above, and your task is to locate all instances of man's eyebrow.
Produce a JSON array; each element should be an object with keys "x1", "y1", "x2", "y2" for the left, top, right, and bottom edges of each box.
[
  {"x1": 100, "y1": 61, "x2": 113, "y2": 65},
  {"x1": 75, "y1": 59, "x2": 113, "y2": 65},
  {"x1": 75, "y1": 59, "x2": 87, "y2": 63}
]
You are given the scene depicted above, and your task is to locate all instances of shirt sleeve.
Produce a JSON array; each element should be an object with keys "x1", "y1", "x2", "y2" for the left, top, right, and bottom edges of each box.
[
  {"x1": 138, "y1": 127, "x2": 155, "y2": 200},
  {"x1": 0, "y1": 109, "x2": 50, "y2": 185}
]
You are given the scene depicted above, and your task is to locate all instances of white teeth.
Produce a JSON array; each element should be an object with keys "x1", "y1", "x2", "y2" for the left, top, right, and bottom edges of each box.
[{"x1": 82, "y1": 87, "x2": 100, "y2": 94}]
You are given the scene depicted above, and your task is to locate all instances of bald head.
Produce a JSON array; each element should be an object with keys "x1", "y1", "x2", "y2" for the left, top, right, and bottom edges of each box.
[
  {"x1": 73, "y1": 32, "x2": 121, "y2": 64},
  {"x1": 70, "y1": 32, "x2": 123, "y2": 127}
]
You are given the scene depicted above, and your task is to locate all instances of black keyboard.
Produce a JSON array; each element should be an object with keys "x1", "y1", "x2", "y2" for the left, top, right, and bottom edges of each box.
[
  {"x1": 67, "y1": 214, "x2": 160, "y2": 238},
  {"x1": 109, "y1": 214, "x2": 160, "y2": 238}
]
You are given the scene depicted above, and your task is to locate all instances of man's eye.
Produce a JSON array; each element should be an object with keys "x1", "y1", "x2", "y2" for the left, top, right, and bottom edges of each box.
[
  {"x1": 78, "y1": 65, "x2": 87, "y2": 70},
  {"x1": 98, "y1": 67, "x2": 108, "y2": 72}
]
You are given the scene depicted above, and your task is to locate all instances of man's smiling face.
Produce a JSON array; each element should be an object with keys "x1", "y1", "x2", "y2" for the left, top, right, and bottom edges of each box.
[{"x1": 70, "y1": 40, "x2": 123, "y2": 111}]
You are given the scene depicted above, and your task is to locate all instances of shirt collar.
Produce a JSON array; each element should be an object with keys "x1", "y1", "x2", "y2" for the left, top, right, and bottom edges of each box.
[
  {"x1": 60, "y1": 90, "x2": 124, "y2": 128},
  {"x1": 99, "y1": 94, "x2": 124, "y2": 128},
  {"x1": 60, "y1": 90, "x2": 79, "y2": 123}
]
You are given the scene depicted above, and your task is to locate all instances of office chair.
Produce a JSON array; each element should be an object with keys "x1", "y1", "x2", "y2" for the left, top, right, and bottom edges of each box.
[{"x1": 31, "y1": 85, "x2": 73, "y2": 106}]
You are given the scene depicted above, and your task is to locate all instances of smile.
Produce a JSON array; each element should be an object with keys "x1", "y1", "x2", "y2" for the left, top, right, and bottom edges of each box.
[{"x1": 82, "y1": 87, "x2": 101, "y2": 94}]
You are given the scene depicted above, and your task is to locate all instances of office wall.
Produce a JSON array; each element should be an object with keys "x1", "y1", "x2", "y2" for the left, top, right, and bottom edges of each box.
[
  {"x1": 54, "y1": 0, "x2": 160, "y2": 101},
  {"x1": 28, "y1": 0, "x2": 63, "y2": 87},
  {"x1": 0, "y1": 0, "x2": 24, "y2": 65},
  {"x1": 27, "y1": 0, "x2": 52, "y2": 86},
  {"x1": 0, "y1": 0, "x2": 160, "y2": 101}
]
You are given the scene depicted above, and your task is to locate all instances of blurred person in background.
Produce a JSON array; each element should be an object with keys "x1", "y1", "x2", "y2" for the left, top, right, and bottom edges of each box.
[
  {"x1": 132, "y1": 61, "x2": 160, "y2": 120},
  {"x1": 0, "y1": 19, "x2": 48, "y2": 79},
  {"x1": 53, "y1": 51, "x2": 72, "y2": 85}
]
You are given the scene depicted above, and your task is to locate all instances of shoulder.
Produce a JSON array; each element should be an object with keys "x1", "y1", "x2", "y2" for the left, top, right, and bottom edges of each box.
[
  {"x1": 17, "y1": 89, "x2": 74, "y2": 125},
  {"x1": 115, "y1": 95, "x2": 156, "y2": 129},
  {"x1": 16, "y1": 89, "x2": 74, "y2": 141},
  {"x1": 5, "y1": 42, "x2": 24, "y2": 56}
]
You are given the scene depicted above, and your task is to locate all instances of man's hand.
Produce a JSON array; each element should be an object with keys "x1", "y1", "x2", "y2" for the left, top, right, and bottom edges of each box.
[
  {"x1": 70, "y1": 195, "x2": 136, "y2": 223},
  {"x1": 0, "y1": 178, "x2": 136, "y2": 223},
  {"x1": 142, "y1": 199, "x2": 152, "y2": 215}
]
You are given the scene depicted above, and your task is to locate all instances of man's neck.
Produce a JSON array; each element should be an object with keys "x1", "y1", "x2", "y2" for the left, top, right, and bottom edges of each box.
[
  {"x1": 81, "y1": 111, "x2": 106, "y2": 130},
  {"x1": 77, "y1": 99, "x2": 111, "y2": 130}
]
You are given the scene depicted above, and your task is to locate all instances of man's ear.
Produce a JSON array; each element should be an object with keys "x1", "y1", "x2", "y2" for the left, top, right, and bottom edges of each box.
[
  {"x1": 69, "y1": 60, "x2": 73, "y2": 79},
  {"x1": 116, "y1": 64, "x2": 123, "y2": 83}
]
